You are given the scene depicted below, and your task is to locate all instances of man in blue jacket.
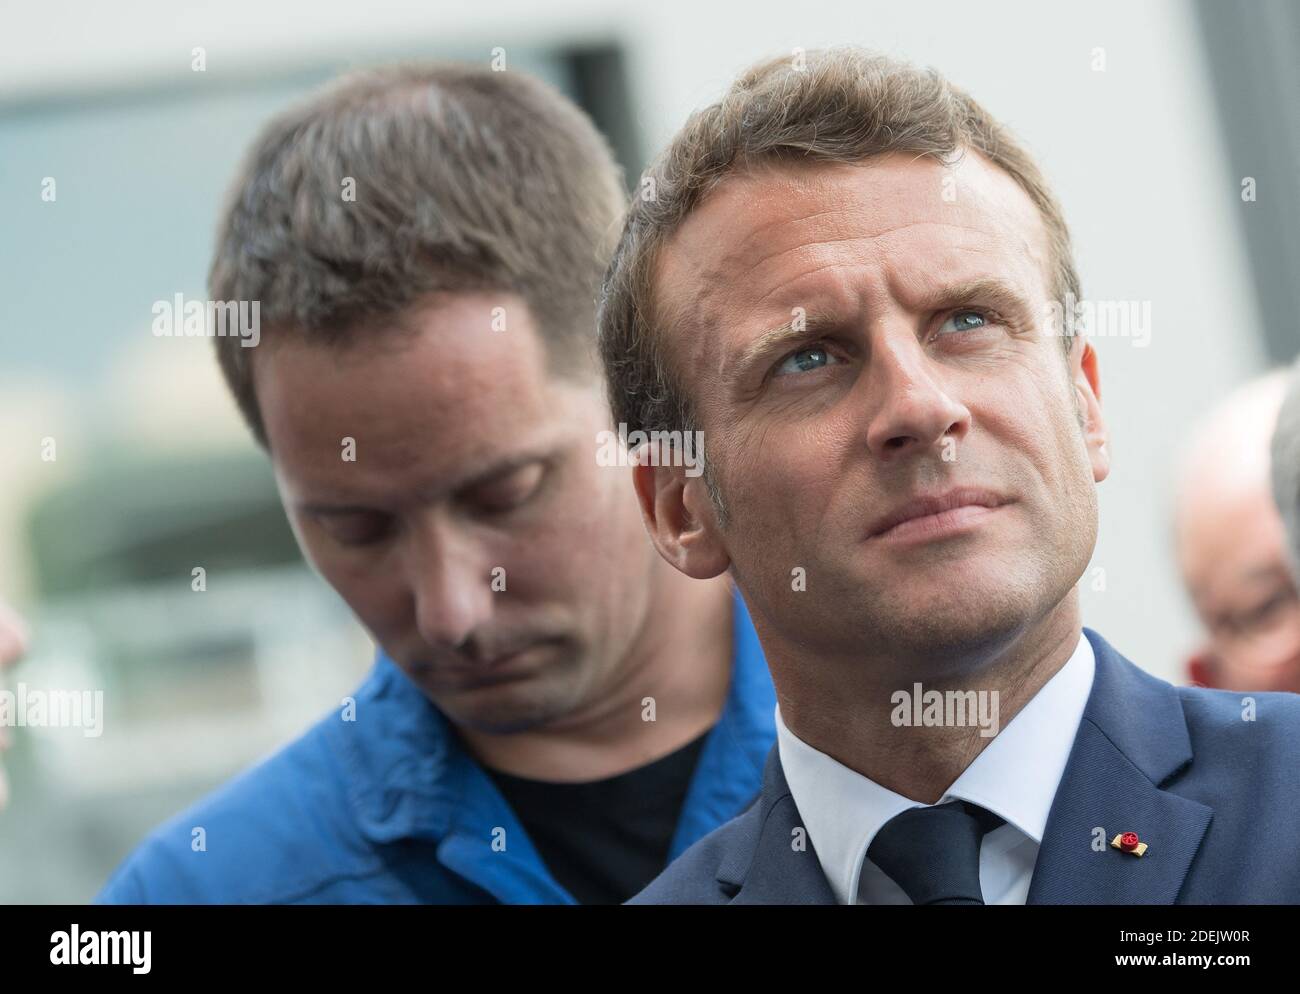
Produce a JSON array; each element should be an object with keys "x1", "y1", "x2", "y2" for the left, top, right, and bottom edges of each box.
[
  {"x1": 97, "y1": 63, "x2": 773, "y2": 904},
  {"x1": 599, "y1": 47, "x2": 1300, "y2": 904}
]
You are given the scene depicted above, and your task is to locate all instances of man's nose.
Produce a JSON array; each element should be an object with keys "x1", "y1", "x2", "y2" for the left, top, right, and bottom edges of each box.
[
  {"x1": 861, "y1": 334, "x2": 971, "y2": 463},
  {"x1": 404, "y1": 516, "x2": 496, "y2": 652}
]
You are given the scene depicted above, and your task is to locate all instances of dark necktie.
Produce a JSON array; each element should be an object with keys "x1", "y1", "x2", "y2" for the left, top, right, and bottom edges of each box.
[{"x1": 865, "y1": 800, "x2": 1006, "y2": 905}]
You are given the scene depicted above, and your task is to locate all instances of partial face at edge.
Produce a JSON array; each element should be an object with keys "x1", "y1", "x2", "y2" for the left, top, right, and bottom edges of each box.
[
  {"x1": 0, "y1": 599, "x2": 27, "y2": 810},
  {"x1": 647, "y1": 152, "x2": 1109, "y2": 667},
  {"x1": 257, "y1": 292, "x2": 659, "y2": 732},
  {"x1": 1180, "y1": 481, "x2": 1300, "y2": 693}
]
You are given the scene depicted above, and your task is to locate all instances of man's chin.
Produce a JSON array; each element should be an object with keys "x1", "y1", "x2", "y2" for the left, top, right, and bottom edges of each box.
[
  {"x1": 832, "y1": 574, "x2": 1037, "y2": 667},
  {"x1": 884, "y1": 607, "x2": 1026, "y2": 669},
  {"x1": 419, "y1": 674, "x2": 580, "y2": 735}
]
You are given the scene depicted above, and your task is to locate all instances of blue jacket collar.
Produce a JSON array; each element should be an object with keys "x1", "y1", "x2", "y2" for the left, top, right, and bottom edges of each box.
[
  {"x1": 325, "y1": 586, "x2": 774, "y2": 900},
  {"x1": 325, "y1": 657, "x2": 573, "y2": 902},
  {"x1": 325, "y1": 655, "x2": 461, "y2": 844},
  {"x1": 669, "y1": 586, "x2": 776, "y2": 858}
]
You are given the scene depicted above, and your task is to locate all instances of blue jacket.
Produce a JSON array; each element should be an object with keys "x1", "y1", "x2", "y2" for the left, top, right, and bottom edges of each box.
[
  {"x1": 630, "y1": 628, "x2": 1300, "y2": 904},
  {"x1": 97, "y1": 591, "x2": 774, "y2": 904}
]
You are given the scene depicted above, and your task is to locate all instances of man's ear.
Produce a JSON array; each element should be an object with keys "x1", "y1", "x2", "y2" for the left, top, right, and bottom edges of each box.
[
  {"x1": 1073, "y1": 341, "x2": 1110, "y2": 484},
  {"x1": 631, "y1": 446, "x2": 731, "y2": 580}
]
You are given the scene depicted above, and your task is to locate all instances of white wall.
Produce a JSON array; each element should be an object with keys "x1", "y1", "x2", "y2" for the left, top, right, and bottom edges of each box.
[{"x1": 2, "y1": 0, "x2": 1268, "y2": 679}]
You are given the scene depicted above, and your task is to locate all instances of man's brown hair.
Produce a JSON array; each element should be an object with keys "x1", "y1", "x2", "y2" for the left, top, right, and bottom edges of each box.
[
  {"x1": 210, "y1": 63, "x2": 626, "y2": 446},
  {"x1": 598, "y1": 47, "x2": 1081, "y2": 450}
]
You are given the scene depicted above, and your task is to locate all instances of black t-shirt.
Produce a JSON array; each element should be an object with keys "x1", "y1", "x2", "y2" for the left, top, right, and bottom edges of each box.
[{"x1": 483, "y1": 730, "x2": 711, "y2": 905}]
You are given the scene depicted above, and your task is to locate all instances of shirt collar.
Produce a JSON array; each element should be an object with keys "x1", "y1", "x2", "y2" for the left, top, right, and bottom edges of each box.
[{"x1": 776, "y1": 630, "x2": 1096, "y2": 904}]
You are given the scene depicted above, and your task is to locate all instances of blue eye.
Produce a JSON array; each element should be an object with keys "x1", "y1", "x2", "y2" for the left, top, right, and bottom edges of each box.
[
  {"x1": 775, "y1": 346, "x2": 840, "y2": 376},
  {"x1": 937, "y1": 310, "x2": 988, "y2": 335}
]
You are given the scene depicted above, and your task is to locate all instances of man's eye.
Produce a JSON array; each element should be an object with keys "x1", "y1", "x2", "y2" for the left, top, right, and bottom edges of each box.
[
  {"x1": 471, "y1": 463, "x2": 546, "y2": 514},
  {"x1": 320, "y1": 512, "x2": 392, "y2": 547},
  {"x1": 936, "y1": 310, "x2": 990, "y2": 336},
  {"x1": 1242, "y1": 588, "x2": 1295, "y2": 632},
  {"x1": 775, "y1": 345, "x2": 841, "y2": 377}
]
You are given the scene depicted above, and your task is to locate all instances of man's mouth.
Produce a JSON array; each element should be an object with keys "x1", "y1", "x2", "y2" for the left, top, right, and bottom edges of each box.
[
  {"x1": 867, "y1": 487, "x2": 1010, "y2": 542},
  {"x1": 409, "y1": 638, "x2": 557, "y2": 682}
]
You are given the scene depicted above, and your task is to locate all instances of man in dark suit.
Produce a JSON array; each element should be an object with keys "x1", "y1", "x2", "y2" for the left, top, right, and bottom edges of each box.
[{"x1": 598, "y1": 47, "x2": 1300, "y2": 905}]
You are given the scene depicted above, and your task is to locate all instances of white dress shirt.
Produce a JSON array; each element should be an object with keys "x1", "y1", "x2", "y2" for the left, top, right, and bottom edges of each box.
[{"x1": 775, "y1": 631, "x2": 1096, "y2": 904}]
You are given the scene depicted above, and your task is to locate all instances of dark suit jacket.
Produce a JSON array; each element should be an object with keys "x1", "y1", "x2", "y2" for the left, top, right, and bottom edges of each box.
[{"x1": 630, "y1": 628, "x2": 1300, "y2": 904}]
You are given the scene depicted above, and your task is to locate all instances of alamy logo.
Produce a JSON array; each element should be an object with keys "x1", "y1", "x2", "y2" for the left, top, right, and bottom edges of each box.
[
  {"x1": 0, "y1": 683, "x2": 103, "y2": 737},
  {"x1": 1043, "y1": 291, "x2": 1151, "y2": 348},
  {"x1": 596, "y1": 423, "x2": 705, "y2": 478},
  {"x1": 151, "y1": 293, "x2": 260, "y2": 347},
  {"x1": 50, "y1": 925, "x2": 151, "y2": 974},
  {"x1": 890, "y1": 683, "x2": 1000, "y2": 738}
]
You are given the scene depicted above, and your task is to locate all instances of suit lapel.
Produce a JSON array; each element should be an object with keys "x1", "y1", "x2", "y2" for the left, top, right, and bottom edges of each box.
[
  {"x1": 721, "y1": 747, "x2": 838, "y2": 905},
  {"x1": 1027, "y1": 629, "x2": 1213, "y2": 904},
  {"x1": 722, "y1": 632, "x2": 1212, "y2": 905}
]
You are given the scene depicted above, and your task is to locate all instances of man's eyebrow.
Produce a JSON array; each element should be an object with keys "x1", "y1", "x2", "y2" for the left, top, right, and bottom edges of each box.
[
  {"x1": 296, "y1": 449, "x2": 554, "y2": 515},
  {"x1": 446, "y1": 450, "x2": 553, "y2": 496},
  {"x1": 915, "y1": 277, "x2": 1036, "y2": 316},
  {"x1": 1236, "y1": 562, "x2": 1297, "y2": 590},
  {"x1": 726, "y1": 308, "x2": 844, "y2": 380},
  {"x1": 1197, "y1": 562, "x2": 1295, "y2": 616},
  {"x1": 297, "y1": 501, "x2": 379, "y2": 516}
]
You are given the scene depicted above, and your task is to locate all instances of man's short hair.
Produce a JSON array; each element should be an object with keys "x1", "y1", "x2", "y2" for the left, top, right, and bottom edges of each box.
[
  {"x1": 598, "y1": 47, "x2": 1081, "y2": 447},
  {"x1": 210, "y1": 63, "x2": 626, "y2": 446},
  {"x1": 1271, "y1": 359, "x2": 1300, "y2": 578}
]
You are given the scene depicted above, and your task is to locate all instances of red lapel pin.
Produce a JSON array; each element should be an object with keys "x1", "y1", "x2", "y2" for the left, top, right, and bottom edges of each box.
[{"x1": 1111, "y1": 831, "x2": 1148, "y2": 857}]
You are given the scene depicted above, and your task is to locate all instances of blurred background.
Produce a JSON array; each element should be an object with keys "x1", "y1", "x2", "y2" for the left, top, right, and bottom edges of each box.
[{"x1": 0, "y1": 0, "x2": 1296, "y2": 901}]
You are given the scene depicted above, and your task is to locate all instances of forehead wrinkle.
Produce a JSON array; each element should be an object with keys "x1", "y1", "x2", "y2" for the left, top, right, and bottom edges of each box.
[
  {"x1": 745, "y1": 219, "x2": 1022, "y2": 315},
  {"x1": 731, "y1": 214, "x2": 1014, "y2": 297},
  {"x1": 726, "y1": 203, "x2": 864, "y2": 264},
  {"x1": 751, "y1": 259, "x2": 860, "y2": 311},
  {"x1": 759, "y1": 148, "x2": 1045, "y2": 265}
]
